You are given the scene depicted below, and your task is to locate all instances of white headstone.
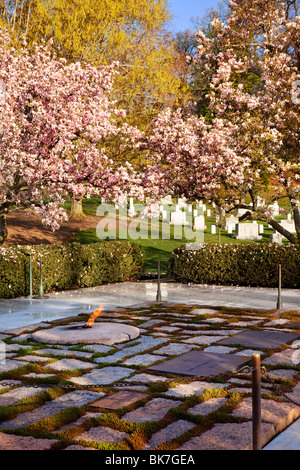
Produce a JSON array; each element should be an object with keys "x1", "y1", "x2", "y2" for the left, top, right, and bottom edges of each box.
[
  {"x1": 206, "y1": 209, "x2": 211, "y2": 217},
  {"x1": 269, "y1": 202, "x2": 279, "y2": 216},
  {"x1": 177, "y1": 197, "x2": 188, "y2": 207},
  {"x1": 193, "y1": 215, "x2": 206, "y2": 231},
  {"x1": 234, "y1": 223, "x2": 262, "y2": 240},
  {"x1": 170, "y1": 211, "x2": 188, "y2": 225},
  {"x1": 211, "y1": 225, "x2": 216, "y2": 234},
  {"x1": 257, "y1": 196, "x2": 265, "y2": 207},
  {"x1": 271, "y1": 231, "x2": 283, "y2": 244},
  {"x1": 0, "y1": 80, "x2": 5, "y2": 105},
  {"x1": 259, "y1": 224, "x2": 264, "y2": 234},
  {"x1": 225, "y1": 215, "x2": 238, "y2": 230},
  {"x1": 160, "y1": 195, "x2": 173, "y2": 204},
  {"x1": 279, "y1": 219, "x2": 296, "y2": 233}
]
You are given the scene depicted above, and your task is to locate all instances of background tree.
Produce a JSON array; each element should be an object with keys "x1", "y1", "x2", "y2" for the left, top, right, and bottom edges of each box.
[
  {"x1": 141, "y1": 0, "x2": 300, "y2": 244},
  {"x1": 0, "y1": 0, "x2": 188, "y2": 130},
  {"x1": 0, "y1": 0, "x2": 191, "y2": 218},
  {"x1": 0, "y1": 28, "x2": 139, "y2": 244}
]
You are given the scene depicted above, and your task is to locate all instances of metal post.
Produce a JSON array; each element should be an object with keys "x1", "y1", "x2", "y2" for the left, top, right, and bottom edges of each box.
[
  {"x1": 252, "y1": 353, "x2": 262, "y2": 450},
  {"x1": 277, "y1": 264, "x2": 282, "y2": 310},
  {"x1": 156, "y1": 260, "x2": 162, "y2": 302},
  {"x1": 39, "y1": 259, "x2": 44, "y2": 298},
  {"x1": 33, "y1": 259, "x2": 48, "y2": 299},
  {"x1": 27, "y1": 255, "x2": 33, "y2": 299}
]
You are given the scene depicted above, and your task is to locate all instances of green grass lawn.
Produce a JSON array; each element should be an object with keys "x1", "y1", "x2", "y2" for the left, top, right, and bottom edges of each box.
[{"x1": 69, "y1": 197, "x2": 290, "y2": 273}]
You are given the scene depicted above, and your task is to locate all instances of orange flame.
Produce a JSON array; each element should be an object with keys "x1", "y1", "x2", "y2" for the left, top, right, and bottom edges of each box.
[{"x1": 85, "y1": 305, "x2": 103, "y2": 328}]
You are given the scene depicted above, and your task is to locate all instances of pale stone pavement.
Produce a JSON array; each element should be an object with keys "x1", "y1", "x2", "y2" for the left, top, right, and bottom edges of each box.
[{"x1": 0, "y1": 286, "x2": 299, "y2": 451}]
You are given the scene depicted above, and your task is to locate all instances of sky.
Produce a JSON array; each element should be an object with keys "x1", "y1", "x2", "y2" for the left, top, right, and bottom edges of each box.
[{"x1": 167, "y1": 0, "x2": 221, "y2": 32}]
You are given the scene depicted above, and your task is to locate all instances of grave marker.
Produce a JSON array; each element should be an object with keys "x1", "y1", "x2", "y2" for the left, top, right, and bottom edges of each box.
[
  {"x1": 234, "y1": 223, "x2": 262, "y2": 240},
  {"x1": 148, "y1": 350, "x2": 252, "y2": 377},
  {"x1": 218, "y1": 330, "x2": 299, "y2": 349}
]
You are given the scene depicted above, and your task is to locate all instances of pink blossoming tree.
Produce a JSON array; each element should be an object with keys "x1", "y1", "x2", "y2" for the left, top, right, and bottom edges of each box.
[
  {"x1": 0, "y1": 28, "x2": 141, "y2": 244},
  {"x1": 142, "y1": 0, "x2": 300, "y2": 244}
]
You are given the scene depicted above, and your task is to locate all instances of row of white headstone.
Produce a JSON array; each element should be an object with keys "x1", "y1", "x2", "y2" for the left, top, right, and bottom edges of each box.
[{"x1": 124, "y1": 197, "x2": 296, "y2": 242}]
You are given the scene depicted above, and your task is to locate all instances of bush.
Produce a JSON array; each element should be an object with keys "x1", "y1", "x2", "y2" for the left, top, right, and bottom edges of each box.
[
  {"x1": 0, "y1": 241, "x2": 145, "y2": 299},
  {"x1": 168, "y1": 243, "x2": 300, "y2": 288}
]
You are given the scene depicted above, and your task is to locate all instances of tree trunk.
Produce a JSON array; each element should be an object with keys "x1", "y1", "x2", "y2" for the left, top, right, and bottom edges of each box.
[
  {"x1": 0, "y1": 212, "x2": 8, "y2": 246},
  {"x1": 69, "y1": 196, "x2": 86, "y2": 220},
  {"x1": 293, "y1": 206, "x2": 300, "y2": 241}
]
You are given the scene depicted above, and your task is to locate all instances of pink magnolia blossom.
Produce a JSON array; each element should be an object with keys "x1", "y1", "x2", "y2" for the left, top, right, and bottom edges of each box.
[{"x1": 0, "y1": 28, "x2": 141, "y2": 236}]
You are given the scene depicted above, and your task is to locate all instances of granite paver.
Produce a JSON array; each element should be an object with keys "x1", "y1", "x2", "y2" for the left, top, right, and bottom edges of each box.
[
  {"x1": 122, "y1": 398, "x2": 180, "y2": 423},
  {"x1": 143, "y1": 419, "x2": 195, "y2": 450},
  {"x1": 232, "y1": 397, "x2": 300, "y2": 433},
  {"x1": 69, "y1": 366, "x2": 135, "y2": 385},
  {"x1": 0, "y1": 390, "x2": 104, "y2": 430},
  {"x1": 0, "y1": 386, "x2": 45, "y2": 406},
  {"x1": 164, "y1": 381, "x2": 228, "y2": 398},
  {"x1": 0, "y1": 432, "x2": 57, "y2": 450},
  {"x1": 187, "y1": 397, "x2": 228, "y2": 416},
  {"x1": 179, "y1": 422, "x2": 275, "y2": 450},
  {"x1": 74, "y1": 426, "x2": 128, "y2": 444},
  {"x1": 0, "y1": 302, "x2": 299, "y2": 451}
]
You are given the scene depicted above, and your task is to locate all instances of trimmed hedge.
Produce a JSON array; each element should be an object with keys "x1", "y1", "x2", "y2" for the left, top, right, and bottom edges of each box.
[
  {"x1": 0, "y1": 241, "x2": 145, "y2": 299},
  {"x1": 168, "y1": 243, "x2": 300, "y2": 288}
]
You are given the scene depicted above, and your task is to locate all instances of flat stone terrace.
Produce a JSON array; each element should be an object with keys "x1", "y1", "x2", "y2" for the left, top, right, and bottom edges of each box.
[{"x1": 0, "y1": 303, "x2": 299, "y2": 450}]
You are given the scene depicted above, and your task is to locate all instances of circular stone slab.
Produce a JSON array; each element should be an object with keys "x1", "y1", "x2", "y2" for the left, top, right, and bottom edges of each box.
[{"x1": 30, "y1": 322, "x2": 140, "y2": 346}]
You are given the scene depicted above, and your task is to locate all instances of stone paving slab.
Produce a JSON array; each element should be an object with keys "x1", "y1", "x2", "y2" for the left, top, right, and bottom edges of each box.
[
  {"x1": 35, "y1": 348, "x2": 94, "y2": 358},
  {"x1": 74, "y1": 426, "x2": 128, "y2": 444},
  {"x1": 17, "y1": 355, "x2": 54, "y2": 363},
  {"x1": 164, "y1": 381, "x2": 228, "y2": 398},
  {"x1": 219, "y1": 330, "x2": 299, "y2": 349},
  {"x1": 190, "y1": 309, "x2": 220, "y2": 315},
  {"x1": 124, "y1": 354, "x2": 166, "y2": 366},
  {"x1": 58, "y1": 412, "x2": 103, "y2": 431},
  {"x1": 0, "y1": 432, "x2": 57, "y2": 450},
  {"x1": 152, "y1": 343, "x2": 195, "y2": 356},
  {"x1": 183, "y1": 335, "x2": 227, "y2": 345},
  {"x1": 0, "y1": 390, "x2": 104, "y2": 430},
  {"x1": 126, "y1": 373, "x2": 169, "y2": 384},
  {"x1": 149, "y1": 350, "x2": 252, "y2": 377},
  {"x1": 179, "y1": 422, "x2": 275, "y2": 450},
  {"x1": 231, "y1": 397, "x2": 300, "y2": 433},
  {"x1": 0, "y1": 386, "x2": 45, "y2": 406},
  {"x1": 122, "y1": 398, "x2": 181, "y2": 423},
  {"x1": 69, "y1": 366, "x2": 135, "y2": 386},
  {"x1": 0, "y1": 360, "x2": 27, "y2": 372},
  {"x1": 90, "y1": 390, "x2": 147, "y2": 409},
  {"x1": 143, "y1": 419, "x2": 196, "y2": 450},
  {"x1": 45, "y1": 358, "x2": 97, "y2": 372},
  {"x1": 262, "y1": 348, "x2": 297, "y2": 366},
  {"x1": 0, "y1": 302, "x2": 299, "y2": 451},
  {"x1": 187, "y1": 397, "x2": 228, "y2": 416}
]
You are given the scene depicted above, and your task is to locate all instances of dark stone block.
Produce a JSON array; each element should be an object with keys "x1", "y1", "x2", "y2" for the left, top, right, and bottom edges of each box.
[
  {"x1": 217, "y1": 330, "x2": 299, "y2": 349},
  {"x1": 148, "y1": 350, "x2": 252, "y2": 377}
]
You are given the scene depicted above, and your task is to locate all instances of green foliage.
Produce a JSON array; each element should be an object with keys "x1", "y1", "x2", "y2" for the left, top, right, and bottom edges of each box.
[
  {"x1": 0, "y1": 241, "x2": 145, "y2": 299},
  {"x1": 168, "y1": 243, "x2": 300, "y2": 288}
]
